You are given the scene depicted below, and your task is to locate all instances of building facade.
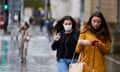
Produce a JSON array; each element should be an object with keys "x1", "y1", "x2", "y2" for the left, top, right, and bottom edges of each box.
[
  {"x1": 51, "y1": 0, "x2": 80, "y2": 18},
  {"x1": 83, "y1": 0, "x2": 117, "y2": 24}
]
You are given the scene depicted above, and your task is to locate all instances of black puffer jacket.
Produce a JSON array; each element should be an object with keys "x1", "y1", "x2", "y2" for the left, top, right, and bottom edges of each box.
[{"x1": 51, "y1": 30, "x2": 80, "y2": 60}]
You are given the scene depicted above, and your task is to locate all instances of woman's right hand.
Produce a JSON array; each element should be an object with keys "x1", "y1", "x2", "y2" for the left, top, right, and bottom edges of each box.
[{"x1": 54, "y1": 33, "x2": 61, "y2": 41}]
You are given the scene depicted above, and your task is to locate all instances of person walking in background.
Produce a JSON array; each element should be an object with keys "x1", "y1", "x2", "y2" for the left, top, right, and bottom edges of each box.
[
  {"x1": 18, "y1": 21, "x2": 31, "y2": 63},
  {"x1": 75, "y1": 11, "x2": 112, "y2": 72},
  {"x1": 46, "y1": 18, "x2": 55, "y2": 41},
  {"x1": 29, "y1": 16, "x2": 33, "y2": 28},
  {"x1": 51, "y1": 16, "x2": 80, "y2": 72},
  {"x1": 39, "y1": 17, "x2": 44, "y2": 32}
]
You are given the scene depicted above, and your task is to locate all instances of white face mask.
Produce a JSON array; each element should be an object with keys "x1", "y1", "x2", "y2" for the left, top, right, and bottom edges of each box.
[{"x1": 63, "y1": 25, "x2": 72, "y2": 31}]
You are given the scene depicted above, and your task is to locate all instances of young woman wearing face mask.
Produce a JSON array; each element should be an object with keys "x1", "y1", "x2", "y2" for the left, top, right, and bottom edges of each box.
[
  {"x1": 75, "y1": 11, "x2": 112, "y2": 72},
  {"x1": 51, "y1": 16, "x2": 80, "y2": 72}
]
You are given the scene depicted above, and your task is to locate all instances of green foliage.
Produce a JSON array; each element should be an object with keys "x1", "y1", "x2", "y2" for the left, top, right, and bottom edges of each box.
[{"x1": 24, "y1": 0, "x2": 45, "y2": 8}]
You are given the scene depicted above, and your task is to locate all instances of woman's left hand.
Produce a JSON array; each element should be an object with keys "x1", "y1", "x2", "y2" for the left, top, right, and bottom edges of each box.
[{"x1": 92, "y1": 40, "x2": 101, "y2": 47}]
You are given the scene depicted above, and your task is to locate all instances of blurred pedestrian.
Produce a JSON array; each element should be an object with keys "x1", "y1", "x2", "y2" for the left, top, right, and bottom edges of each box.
[
  {"x1": 39, "y1": 17, "x2": 44, "y2": 32},
  {"x1": 29, "y1": 16, "x2": 33, "y2": 28},
  {"x1": 51, "y1": 16, "x2": 80, "y2": 72},
  {"x1": 75, "y1": 11, "x2": 112, "y2": 72},
  {"x1": 18, "y1": 21, "x2": 31, "y2": 63},
  {"x1": 46, "y1": 18, "x2": 55, "y2": 41}
]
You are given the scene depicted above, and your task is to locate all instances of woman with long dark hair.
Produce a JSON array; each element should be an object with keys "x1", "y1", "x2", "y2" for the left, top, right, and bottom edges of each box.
[
  {"x1": 75, "y1": 11, "x2": 111, "y2": 72},
  {"x1": 52, "y1": 16, "x2": 80, "y2": 72}
]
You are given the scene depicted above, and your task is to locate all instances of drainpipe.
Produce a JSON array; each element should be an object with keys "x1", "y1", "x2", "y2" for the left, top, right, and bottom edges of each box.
[
  {"x1": 117, "y1": 0, "x2": 120, "y2": 33},
  {"x1": 96, "y1": 0, "x2": 101, "y2": 11}
]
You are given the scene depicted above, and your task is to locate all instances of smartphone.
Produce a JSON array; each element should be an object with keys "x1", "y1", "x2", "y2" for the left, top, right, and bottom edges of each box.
[{"x1": 92, "y1": 40, "x2": 98, "y2": 45}]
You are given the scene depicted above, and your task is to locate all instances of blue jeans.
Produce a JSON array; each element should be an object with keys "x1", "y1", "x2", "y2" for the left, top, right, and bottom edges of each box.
[{"x1": 57, "y1": 59, "x2": 77, "y2": 72}]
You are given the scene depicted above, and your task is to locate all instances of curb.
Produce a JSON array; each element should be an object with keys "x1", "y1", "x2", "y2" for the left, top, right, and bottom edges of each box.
[{"x1": 105, "y1": 56, "x2": 120, "y2": 65}]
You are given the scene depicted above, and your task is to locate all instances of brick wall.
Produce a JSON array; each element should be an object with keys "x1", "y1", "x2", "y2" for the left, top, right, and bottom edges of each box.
[
  {"x1": 101, "y1": 0, "x2": 117, "y2": 23},
  {"x1": 84, "y1": 0, "x2": 92, "y2": 22},
  {"x1": 84, "y1": 0, "x2": 117, "y2": 23}
]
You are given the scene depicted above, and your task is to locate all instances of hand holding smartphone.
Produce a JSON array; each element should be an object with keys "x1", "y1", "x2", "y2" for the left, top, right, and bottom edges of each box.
[{"x1": 92, "y1": 40, "x2": 99, "y2": 46}]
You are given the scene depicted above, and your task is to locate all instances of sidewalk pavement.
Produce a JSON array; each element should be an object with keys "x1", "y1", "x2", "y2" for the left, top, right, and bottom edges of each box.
[{"x1": 106, "y1": 54, "x2": 120, "y2": 65}]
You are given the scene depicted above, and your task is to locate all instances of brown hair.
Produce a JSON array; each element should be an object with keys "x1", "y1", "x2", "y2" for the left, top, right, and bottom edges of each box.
[
  {"x1": 24, "y1": 21, "x2": 30, "y2": 28},
  {"x1": 19, "y1": 21, "x2": 30, "y2": 32},
  {"x1": 86, "y1": 11, "x2": 111, "y2": 42}
]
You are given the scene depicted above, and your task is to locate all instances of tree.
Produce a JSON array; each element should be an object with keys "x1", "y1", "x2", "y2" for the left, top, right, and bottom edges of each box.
[{"x1": 24, "y1": 0, "x2": 45, "y2": 8}]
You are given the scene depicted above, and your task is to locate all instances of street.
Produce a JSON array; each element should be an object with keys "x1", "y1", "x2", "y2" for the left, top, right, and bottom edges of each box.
[
  {"x1": 1, "y1": 0, "x2": 120, "y2": 72},
  {"x1": 0, "y1": 26, "x2": 57, "y2": 72},
  {"x1": 0, "y1": 26, "x2": 120, "y2": 72}
]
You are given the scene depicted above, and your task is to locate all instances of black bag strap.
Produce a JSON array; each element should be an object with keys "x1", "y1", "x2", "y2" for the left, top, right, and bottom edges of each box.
[
  {"x1": 70, "y1": 52, "x2": 76, "y2": 63},
  {"x1": 71, "y1": 52, "x2": 83, "y2": 64}
]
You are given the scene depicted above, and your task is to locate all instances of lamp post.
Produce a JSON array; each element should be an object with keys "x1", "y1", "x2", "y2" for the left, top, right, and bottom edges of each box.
[
  {"x1": 45, "y1": 0, "x2": 52, "y2": 19},
  {"x1": 20, "y1": 0, "x2": 24, "y2": 22},
  {"x1": 0, "y1": 0, "x2": 3, "y2": 11},
  {"x1": 7, "y1": 0, "x2": 24, "y2": 33},
  {"x1": 117, "y1": 0, "x2": 120, "y2": 33},
  {"x1": 9, "y1": 0, "x2": 24, "y2": 24},
  {"x1": 96, "y1": 0, "x2": 101, "y2": 11},
  {"x1": 3, "y1": 0, "x2": 9, "y2": 33}
]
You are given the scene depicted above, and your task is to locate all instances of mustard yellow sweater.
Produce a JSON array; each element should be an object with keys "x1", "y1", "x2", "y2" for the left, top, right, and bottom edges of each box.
[{"x1": 75, "y1": 30, "x2": 110, "y2": 72}]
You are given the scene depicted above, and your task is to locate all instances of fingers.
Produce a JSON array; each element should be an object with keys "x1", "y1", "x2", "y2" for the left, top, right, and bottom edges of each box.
[
  {"x1": 92, "y1": 40, "x2": 100, "y2": 46},
  {"x1": 55, "y1": 33, "x2": 61, "y2": 41},
  {"x1": 92, "y1": 40, "x2": 98, "y2": 45}
]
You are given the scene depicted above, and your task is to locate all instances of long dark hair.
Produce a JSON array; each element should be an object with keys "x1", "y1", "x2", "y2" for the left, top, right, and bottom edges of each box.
[
  {"x1": 55, "y1": 16, "x2": 76, "y2": 33},
  {"x1": 87, "y1": 11, "x2": 111, "y2": 42}
]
